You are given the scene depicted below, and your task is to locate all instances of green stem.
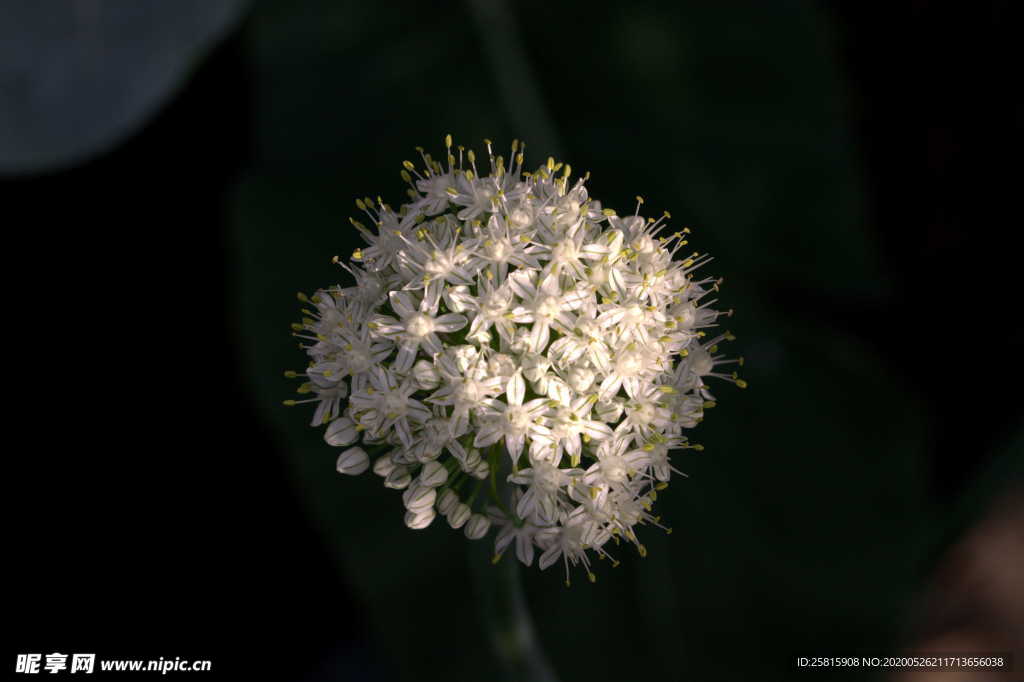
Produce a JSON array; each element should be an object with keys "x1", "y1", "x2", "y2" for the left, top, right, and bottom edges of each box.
[
  {"x1": 468, "y1": 504, "x2": 559, "y2": 682},
  {"x1": 487, "y1": 443, "x2": 513, "y2": 518}
]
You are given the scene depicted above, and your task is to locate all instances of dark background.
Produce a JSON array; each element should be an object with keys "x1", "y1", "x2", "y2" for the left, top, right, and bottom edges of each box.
[{"x1": 5, "y1": 1, "x2": 1020, "y2": 680}]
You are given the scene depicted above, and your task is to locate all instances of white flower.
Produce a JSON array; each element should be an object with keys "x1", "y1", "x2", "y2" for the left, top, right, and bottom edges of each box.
[
  {"x1": 286, "y1": 136, "x2": 744, "y2": 583},
  {"x1": 508, "y1": 454, "x2": 584, "y2": 524},
  {"x1": 370, "y1": 291, "x2": 466, "y2": 372},
  {"x1": 473, "y1": 371, "x2": 553, "y2": 462}
]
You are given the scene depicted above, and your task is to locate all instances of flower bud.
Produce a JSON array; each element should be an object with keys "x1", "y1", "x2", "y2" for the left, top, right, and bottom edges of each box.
[
  {"x1": 451, "y1": 344, "x2": 478, "y2": 373},
  {"x1": 471, "y1": 459, "x2": 490, "y2": 480},
  {"x1": 384, "y1": 465, "x2": 411, "y2": 490},
  {"x1": 335, "y1": 447, "x2": 369, "y2": 475},
  {"x1": 419, "y1": 460, "x2": 449, "y2": 488},
  {"x1": 447, "y1": 503, "x2": 471, "y2": 529},
  {"x1": 444, "y1": 285, "x2": 471, "y2": 313},
  {"x1": 521, "y1": 352, "x2": 550, "y2": 382},
  {"x1": 566, "y1": 366, "x2": 596, "y2": 393},
  {"x1": 487, "y1": 353, "x2": 516, "y2": 379},
  {"x1": 372, "y1": 456, "x2": 396, "y2": 477},
  {"x1": 595, "y1": 398, "x2": 624, "y2": 423},
  {"x1": 466, "y1": 328, "x2": 492, "y2": 346},
  {"x1": 460, "y1": 448, "x2": 482, "y2": 473},
  {"x1": 405, "y1": 508, "x2": 436, "y2": 530},
  {"x1": 509, "y1": 327, "x2": 531, "y2": 354},
  {"x1": 403, "y1": 481, "x2": 437, "y2": 512},
  {"x1": 411, "y1": 359, "x2": 440, "y2": 390},
  {"x1": 464, "y1": 513, "x2": 491, "y2": 540},
  {"x1": 392, "y1": 447, "x2": 418, "y2": 465},
  {"x1": 509, "y1": 207, "x2": 533, "y2": 229},
  {"x1": 325, "y1": 417, "x2": 358, "y2": 447},
  {"x1": 437, "y1": 489, "x2": 459, "y2": 515}
]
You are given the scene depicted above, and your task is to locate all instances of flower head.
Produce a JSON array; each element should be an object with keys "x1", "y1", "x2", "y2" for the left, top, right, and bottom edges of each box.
[{"x1": 286, "y1": 136, "x2": 745, "y2": 584}]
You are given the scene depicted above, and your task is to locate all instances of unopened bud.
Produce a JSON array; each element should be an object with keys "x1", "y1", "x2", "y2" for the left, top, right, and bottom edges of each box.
[
  {"x1": 461, "y1": 448, "x2": 482, "y2": 473},
  {"x1": 324, "y1": 417, "x2": 358, "y2": 447},
  {"x1": 472, "y1": 460, "x2": 490, "y2": 480},
  {"x1": 464, "y1": 513, "x2": 491, "y2": 540},
  {"x1": 335, "y1": 447, "x2": 369, "y2": 476},
  {"x1": 437, "y1": 489, "x2": 459, "y2": 515},
  {"x1": 403, "y1": 481, "x2": 436, "y2": 512},
  {"x1": 411, "y1": 359, "x2": 440, "y2": 390},
  {"x1": 404, "y1": 508, "x2": 436, "y2": 530},
  {"x1": 373, "y1": 456, "x2": 396, "y2": 478},
  {"x1": 384, "y1": 465, "x2": 411, "y2": 490},
  {"x1": 419, "y1": 460, "x2": 449, "y2": 488},
  {"x1": 448, "y1": 503, "x2": 471, "y2": 529}
]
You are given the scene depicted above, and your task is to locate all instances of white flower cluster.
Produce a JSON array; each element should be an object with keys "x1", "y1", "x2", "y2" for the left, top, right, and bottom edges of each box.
[{"x1": 286, "y1": 137, "x2": 745, "y2": 584}]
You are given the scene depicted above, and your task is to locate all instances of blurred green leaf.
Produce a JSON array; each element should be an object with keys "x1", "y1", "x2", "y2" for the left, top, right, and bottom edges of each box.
[{"x1": 0, "y1": 0, "x2": 248, "y2": 174}]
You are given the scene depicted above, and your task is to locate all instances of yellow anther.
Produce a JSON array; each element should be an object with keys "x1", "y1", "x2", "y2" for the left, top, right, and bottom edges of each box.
[
  {"x1": 402, "y1": 160, "x2": 415, "y2": 171},
  {"x1": 352, "y1": 248, "x2": 363, "y2": 261},
  {"x1": 735, "y1": 379, "x2": 748, "y2": 389},
  {"x1": 638, "y1": 545, "x2": 647, "y2": 558},
  {"x1": 297, "y1": 383, "x2": 312, "y2": 394},
  {"x1": 655, "y1": 482, "x2": 668, "y2": 491},
  {"x1": 282, "y1": 399, "x2": 297, "y2": 406},
  {"x1": 602, "y1": 208, "x2": 616, "y2": 217},
  {"x1": 636, "y1": 195, "x2": 644, "y2": 204},
  {"x1": 284, "y1": 370, "x2": 298, "y2": 378},
  {"x1": 445, "y1": 133, "x2": 453, "y2": 148},
  {"x1": 467, "y1": 149, "x2": 476, "y2": 163},
  {"x1": 588, "y1": 572, "x2": 597, "y2": 583},
  {"x1": 296, "y1": 292, "x2": 309, "y2": 302}
]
